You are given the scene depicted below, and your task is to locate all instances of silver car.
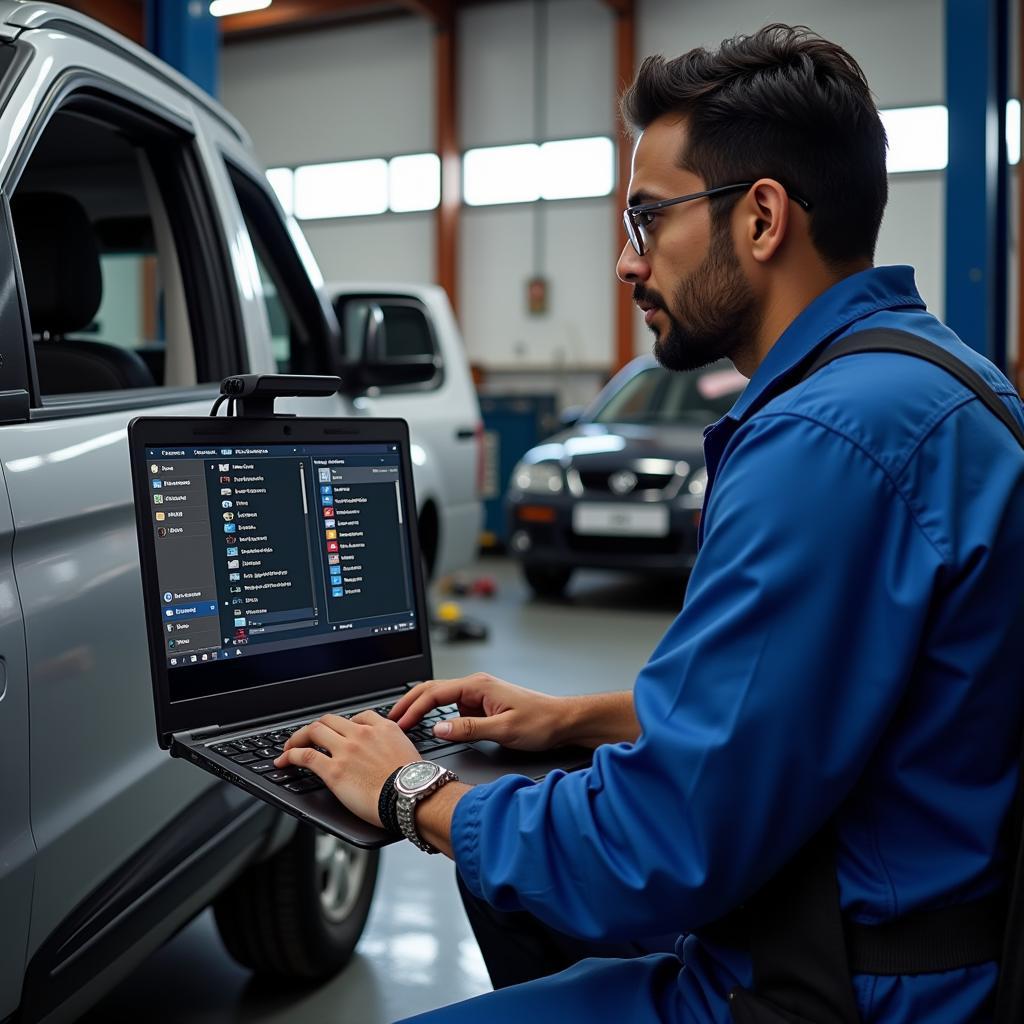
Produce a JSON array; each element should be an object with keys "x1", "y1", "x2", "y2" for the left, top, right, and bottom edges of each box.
[{"x1": 0, "y1": 6, "x2": 480, "y2": 1022}]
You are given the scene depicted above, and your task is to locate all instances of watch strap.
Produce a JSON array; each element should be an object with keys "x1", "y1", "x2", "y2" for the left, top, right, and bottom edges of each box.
[
  {"x1": 395, "y1": 764, "x2": 459, "y2": 853},
  {"x1": 378, "y1": 765, "x2": 403, "y2": 836}
]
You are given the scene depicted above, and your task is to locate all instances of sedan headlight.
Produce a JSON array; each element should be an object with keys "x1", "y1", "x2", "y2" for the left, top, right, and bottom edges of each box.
[{"x1": 512, "y1": 461, "x2": 563, "y2": 495}]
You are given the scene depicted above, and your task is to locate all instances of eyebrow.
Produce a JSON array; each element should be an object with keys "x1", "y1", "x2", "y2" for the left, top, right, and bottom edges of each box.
[{"x1": 626, "y1": 189, "x2": 663, "y2": 207}]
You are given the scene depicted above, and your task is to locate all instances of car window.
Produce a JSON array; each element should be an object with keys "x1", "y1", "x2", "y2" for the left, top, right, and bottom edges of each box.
[
  {"x1": 592, "y1": 363, "x2": 745, "y2": 424},
  {"x1": 10, "y1": 103, "x2": 214, "y2": 399},
  {"x1": 226, "y1": 165, "x2": 335, "y2": 375}
]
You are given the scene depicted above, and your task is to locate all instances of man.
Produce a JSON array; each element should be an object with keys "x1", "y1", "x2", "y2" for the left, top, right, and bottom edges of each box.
[{"x1": 275, "y1": 25, "x2": 1024, "y2": 1023}]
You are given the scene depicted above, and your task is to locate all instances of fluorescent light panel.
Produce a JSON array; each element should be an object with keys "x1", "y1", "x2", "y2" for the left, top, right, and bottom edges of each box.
[
  {"x1": 265, "y1": 167, "x2": 294, "y2": 217},
  {"x1": 389, "y1": 153, "x2": 441, "y2": 212},
  {"x1": 540, "y1": 137, "x2": 614, "y2": 200},
  {"x1": 294, "y1": 159, "x2": 388, "y2": 220},
  {"x1": 464, "y1": 144, "x2": 541, "y2": 206},
  {"x1": 210, "y1": 0, "x2": 271, "y2": 16}
]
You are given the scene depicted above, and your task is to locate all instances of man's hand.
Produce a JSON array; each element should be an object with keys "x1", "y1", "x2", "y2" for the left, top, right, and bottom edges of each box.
[
  {"x1": 392, "y1": 674, "x2": 641, "y2": 752},
  {"x1": 274, "y1": 711, "x2": 420, "y2": 827},
  {"x1": 391, "y1": 673, "x2": 564, "y2": 751}
]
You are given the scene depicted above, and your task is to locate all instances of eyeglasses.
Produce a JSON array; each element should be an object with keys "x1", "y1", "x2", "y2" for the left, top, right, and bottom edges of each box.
[{"x1": 622, "y1": 181, "x2": 813, "y2": 257}]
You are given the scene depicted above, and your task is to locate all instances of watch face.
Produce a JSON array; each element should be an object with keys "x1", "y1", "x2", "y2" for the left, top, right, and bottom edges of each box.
[{"x1": 399, "y1": 761, "x2": 440, "y2": 791}]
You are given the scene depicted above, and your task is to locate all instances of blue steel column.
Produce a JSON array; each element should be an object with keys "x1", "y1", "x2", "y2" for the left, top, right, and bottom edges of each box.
[
  {"x1": 145, "y1": 0, "x2": 219, "y2": 98},
  {"x1": 944, "y1": 0, "x2": 1009, "y2": 368}
]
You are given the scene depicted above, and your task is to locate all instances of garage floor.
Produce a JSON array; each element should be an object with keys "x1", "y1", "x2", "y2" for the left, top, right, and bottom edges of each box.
[{"x1": 79, "y1": 556, "x2": 685, "y2": 1024}]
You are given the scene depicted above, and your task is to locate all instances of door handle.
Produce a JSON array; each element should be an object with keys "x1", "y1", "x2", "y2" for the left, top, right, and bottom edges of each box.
[{"x1": 455, "y1": 428, "x2": 476, "y2": 440}]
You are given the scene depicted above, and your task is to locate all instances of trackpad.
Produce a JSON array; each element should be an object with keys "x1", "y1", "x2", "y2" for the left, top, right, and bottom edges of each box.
[{"x1": 438, "y1": 741, "x2": 591, "y2": 785}]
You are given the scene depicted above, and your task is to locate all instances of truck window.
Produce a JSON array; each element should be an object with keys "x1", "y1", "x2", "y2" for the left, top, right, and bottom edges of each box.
[
  {"x1": 225, "y1": 164, "x2": 337, "y2": 375},
  {"x1": 9, "y1": 97, "x2": 226, "y2": 400}
]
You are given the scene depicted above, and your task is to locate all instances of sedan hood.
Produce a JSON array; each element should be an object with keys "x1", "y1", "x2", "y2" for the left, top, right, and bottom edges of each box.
[{"x1": 528, "y1": 422, "x2": 708, "y2": 471}]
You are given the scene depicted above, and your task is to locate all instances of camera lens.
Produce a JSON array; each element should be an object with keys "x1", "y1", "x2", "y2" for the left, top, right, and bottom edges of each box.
[{"x1": 283, "y1": 424, "x2": 292, "y2": 435}]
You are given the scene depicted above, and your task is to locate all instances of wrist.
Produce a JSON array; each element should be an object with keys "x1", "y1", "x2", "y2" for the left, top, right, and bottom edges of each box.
[{"x1": 559, "y1": 691, "x2": 638, "y2": 749}]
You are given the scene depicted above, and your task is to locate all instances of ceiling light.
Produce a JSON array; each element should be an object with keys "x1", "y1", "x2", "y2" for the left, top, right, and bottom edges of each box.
[{"x1": 210, "y1": 0, "x2": 272, "y2": 17}]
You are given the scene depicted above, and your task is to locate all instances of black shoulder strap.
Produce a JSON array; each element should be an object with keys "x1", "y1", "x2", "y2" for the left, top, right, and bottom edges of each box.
[{"x1": 799, "y1": 328, "x2": 1024, "y2": 450}]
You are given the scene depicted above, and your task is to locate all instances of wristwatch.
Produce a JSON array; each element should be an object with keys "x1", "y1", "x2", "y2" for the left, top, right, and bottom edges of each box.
[{"x1": 393, "y1": 760, "x2": 459, "y2": 853}]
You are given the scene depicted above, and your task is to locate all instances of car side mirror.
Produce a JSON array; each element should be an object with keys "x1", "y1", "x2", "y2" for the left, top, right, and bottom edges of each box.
[{"x1": 338, "y1": 301, "x2": 440, "y2": 392}]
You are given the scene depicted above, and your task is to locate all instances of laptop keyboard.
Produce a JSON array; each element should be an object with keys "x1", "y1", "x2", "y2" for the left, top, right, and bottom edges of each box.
[{"x1": 208, "y1": 702, "x2": 459, "y2": 794}]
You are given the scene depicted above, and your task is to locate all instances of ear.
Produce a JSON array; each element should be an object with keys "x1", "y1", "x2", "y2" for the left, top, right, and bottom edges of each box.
[{"x1": 740, "y1": 179, "x2": 792, "y2": 264}]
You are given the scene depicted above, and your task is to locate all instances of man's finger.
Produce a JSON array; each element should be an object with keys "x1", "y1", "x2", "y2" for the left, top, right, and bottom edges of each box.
[
  {"x1": 274, "y1": 745, "x2": 333, "y2": 775},
  {"x1": 395, "y1": 682, "x2": 467, "y2": 730},
  {"x1": 390, "y1": 679, "x2": 447, "y2": 721},
  {"x1": 284, "y1": 716, "x2": 349, "y2": 752},
  {"x1": 432, "y1": 712, "x2": 508, "y2": 744}
]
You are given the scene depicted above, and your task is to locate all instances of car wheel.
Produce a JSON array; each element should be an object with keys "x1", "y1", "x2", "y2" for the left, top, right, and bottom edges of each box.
[
  {"x1": 213, "y1": 824, "x2": 379, "y2": 979},
  {"x1": 523, "y1": 564, "x2": 572, "y2": 599}
]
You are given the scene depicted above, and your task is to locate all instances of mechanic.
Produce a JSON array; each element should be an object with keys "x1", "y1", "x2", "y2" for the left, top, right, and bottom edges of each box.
[{"x1": 274, "y1": 24, "x2": 1024, "y2": 1024}]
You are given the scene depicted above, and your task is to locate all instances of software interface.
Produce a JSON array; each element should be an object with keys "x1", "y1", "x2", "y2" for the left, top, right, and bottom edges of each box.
[{"x1": 144, "y1": 443, "x2": 418, "y2": 679}]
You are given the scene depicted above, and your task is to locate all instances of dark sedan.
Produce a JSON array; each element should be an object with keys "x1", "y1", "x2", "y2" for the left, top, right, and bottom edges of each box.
[{"x1": 505, "y1": 357, "x2": 747, "y2": 597}]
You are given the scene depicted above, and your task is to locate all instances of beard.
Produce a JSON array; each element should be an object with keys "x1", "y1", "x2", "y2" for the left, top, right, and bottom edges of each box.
[{"x1": 637, "y1": 220, "x2": 759, "y2": 372}]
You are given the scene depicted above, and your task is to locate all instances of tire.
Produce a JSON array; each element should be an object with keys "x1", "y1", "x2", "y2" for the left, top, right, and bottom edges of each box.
[
  {"x1": 213, "y1": 824, "x2": 379, "y2": 980},
  {"x1": 523, "y1": 564, "x2": 572, "y2": 599}
]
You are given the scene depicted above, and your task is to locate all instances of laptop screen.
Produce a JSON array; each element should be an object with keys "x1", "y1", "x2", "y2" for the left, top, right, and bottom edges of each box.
[{"x1": 141, "y1": 440, "x2": 422, "y2": 705}]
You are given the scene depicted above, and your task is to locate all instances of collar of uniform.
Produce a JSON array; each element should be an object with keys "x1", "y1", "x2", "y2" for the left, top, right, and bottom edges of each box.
[{"x1": 725, "y1": 265, "x2": 927, "y2": 424}]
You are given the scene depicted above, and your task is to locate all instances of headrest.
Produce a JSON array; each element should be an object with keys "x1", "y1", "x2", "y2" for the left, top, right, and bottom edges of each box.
[
  {"x1": 34, "y1": 339, "x2": 155, "y2": 394},
  {"x1": 11, "y1": 192, "x2": 102, "y2": 336}
]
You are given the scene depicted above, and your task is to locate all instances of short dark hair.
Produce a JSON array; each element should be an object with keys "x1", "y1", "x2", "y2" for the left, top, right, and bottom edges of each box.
[{"x1": 621, "y1": 24, "x2": 888, "y2": 267}]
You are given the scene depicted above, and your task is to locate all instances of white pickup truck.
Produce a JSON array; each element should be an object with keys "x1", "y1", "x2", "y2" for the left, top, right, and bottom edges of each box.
[{"x1": 0, "y1": 6, "x2": 481, "y2": 1022}]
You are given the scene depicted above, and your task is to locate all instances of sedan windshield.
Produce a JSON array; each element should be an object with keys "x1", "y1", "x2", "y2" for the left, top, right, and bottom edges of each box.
[{"x1": 591, "y1": 363, "x2": 747, "y2": 425}]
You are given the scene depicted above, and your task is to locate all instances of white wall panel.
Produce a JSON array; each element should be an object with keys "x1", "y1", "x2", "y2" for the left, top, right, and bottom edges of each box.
[
  {"x1": 637, "y1": 0, "x2": 943, "y2": 107},
  {"x1": 220, "y1": 18, "x2": 434, "y2": 166},
  {"x1": 460, "y1": 199, "x2": 614, "y2": 368},
  {"x1": 303, "y1": 213, "x2": 434, "y2": 286}
]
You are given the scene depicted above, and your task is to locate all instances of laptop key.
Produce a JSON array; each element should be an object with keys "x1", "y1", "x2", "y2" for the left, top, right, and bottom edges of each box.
[
  {"x1": 266, "y1": 768, "x2": 300, "y2": 783},
  {"x1": 230, "y1": 751, "x2": 258, "y2": 764},
  {"x1": 285, "y1": 778, "x2": 324, "y2": 794},
  {"x1": 256, "y1": 747, "x2": 279, "y2": 759},
  {"x1": 212, "y1": 743, "x2": 239, "y2": 755},
  {"x1": 249, "y1": 761, "x2": 276, "y2": 773}
]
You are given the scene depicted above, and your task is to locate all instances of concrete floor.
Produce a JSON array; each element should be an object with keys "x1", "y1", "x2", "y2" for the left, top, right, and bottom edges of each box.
[{"x1": 79, "y1": 556, "x2": 685, "y2": 1024}]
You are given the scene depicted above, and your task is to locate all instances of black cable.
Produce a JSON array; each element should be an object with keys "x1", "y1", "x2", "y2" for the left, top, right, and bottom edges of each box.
[{"x1": 209, "y1": 394, "x2": 227, "y2": 416}]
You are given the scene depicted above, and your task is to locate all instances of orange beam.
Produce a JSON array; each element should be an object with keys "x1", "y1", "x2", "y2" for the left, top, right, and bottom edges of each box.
[
  {"x1": 612, "y1": 0, "x2": 635, "y2": 370},
  {"x1": 59, "y1": 0, "x2": 144, "y2": 43},
  {"x1": 220, "y1": 0, "x2": 405, "y2": 37},
  {"x1": 435, "y1": 11, "x2": 459, "y2": 317}
]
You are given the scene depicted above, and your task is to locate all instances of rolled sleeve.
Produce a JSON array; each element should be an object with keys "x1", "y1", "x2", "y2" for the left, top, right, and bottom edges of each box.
[{"x1": 453, "y1": 412, "x2": 947, "y2": 942}]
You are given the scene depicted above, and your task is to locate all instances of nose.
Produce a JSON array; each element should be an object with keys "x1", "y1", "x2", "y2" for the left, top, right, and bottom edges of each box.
[{"x1": 616, "y1": 241, "x2": 649, "y2": 284}]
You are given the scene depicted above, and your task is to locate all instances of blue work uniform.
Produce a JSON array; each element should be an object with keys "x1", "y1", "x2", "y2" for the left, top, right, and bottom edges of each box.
[{"x1": 403, "y1": 266, "x2": 1024, "y2": 1024}]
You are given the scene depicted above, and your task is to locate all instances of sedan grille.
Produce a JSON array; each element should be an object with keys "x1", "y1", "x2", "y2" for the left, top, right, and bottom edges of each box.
[{"x1": 577, "y1": 470, "x2": 675, "y2": 494}]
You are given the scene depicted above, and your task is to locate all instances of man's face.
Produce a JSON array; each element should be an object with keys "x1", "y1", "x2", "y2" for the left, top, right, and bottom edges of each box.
[{"x1": 616, "y1": 117, "x2": 760, "y2": 372}]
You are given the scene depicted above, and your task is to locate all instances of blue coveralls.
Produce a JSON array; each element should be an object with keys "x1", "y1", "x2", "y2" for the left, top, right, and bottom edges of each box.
[{"x1": 404, "y1": 266, "x2": 1024, "y2": 1023}]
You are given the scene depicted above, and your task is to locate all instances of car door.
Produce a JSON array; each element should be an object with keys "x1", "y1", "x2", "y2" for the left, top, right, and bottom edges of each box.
[{"x1": 0, "y1": 32, "x2": 247, "y2": 971}]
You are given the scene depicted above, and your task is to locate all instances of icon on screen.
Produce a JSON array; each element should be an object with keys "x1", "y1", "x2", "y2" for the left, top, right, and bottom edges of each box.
[
  {"x1": 155, "y1": 511, "x2": 166, "y2": 522},
  {"x1": 324, "y1": 518, "x2": 335, "y2": 528},
  {"x1": 152, "y1": 479, "x2": 162, "y2": 488},
  {"x1": 234, "y1": 617, "x2": 246, "y2": 627},
  {"x1": 229, "y1": 586, "x2": 242, "y2": 594},
  {"x1": 219, "y1": 475, "x2": 231, "y2": 484},
  {"x1": 233, "y1": 628, "x2": 246, "y2": 639},
  {"x1": 323, "y1": 507, "x2": 334, "y2": 517},
  {"x1": 321, "y1": 495, "x2": 332, "y2": 506},
  {"x1": 224, "y1": 523, "x2": 236, "y2": 534},
  {"x1": 226, "y1": 546, "x2": 238, "y2": 556},
  {"x1": 221, "y1": 449, "x2": 233, "y2": 456},
  {"x1": 223, "y1": 511, "x2": 235, "y2": 522},
  {"x1": 227, "y1": 559, "x2": 239, "y2": 569},
  {"x1": 318, "y1": 468, "x2": 331, "y2": 483},
  {"x1": 220, "y1": 487, "x2": 232, "y2": 496},
  {"x1": 231, "y1": 598, "x2": 242, "y2": 606},
  {"x1": 190, "y1": 655, "x2": 198, "y2": 663},
  {"x1": 157, "y1": 528, "x2": 168, "y2": 538},
  {"x1": 168, "y1": 639, "x2": 176, "y2": 648},
  {"x1": 153, "y1": 494, "x2": 164, "y2": 504},
  {"x1": 170, "y1": 658, "x2": 177, "y2": 666},
  {"x1": 201, "y1": 654, "x2": 208, "y2": 662},
  {"x1": 320, "y1": 485, "x2": 332, "y2": 496},
  {"x1": 327, "y1": 541, "x2": 339, "y2": 552},
  {"x1": 328, "y1": 554, "x2": 340, "y2": 565},
  {"x1": 163, "y1": 592, "x2": 173, "y2": 602},
  {"x1": 218, "y1": 463, "x2": 230, "y2": 472},
  {"x1": 325, "y1": 529, "x2": 337, "y2": 540},
  {"x1": 222, "y1": 500, "x2": 233, "y2": 509},
  {"x1": 150, "y1": 464, "x2": 159, "y2": 474},
  {"x1": 229, "y1": 572, "x2": 240, "y2": 582}
]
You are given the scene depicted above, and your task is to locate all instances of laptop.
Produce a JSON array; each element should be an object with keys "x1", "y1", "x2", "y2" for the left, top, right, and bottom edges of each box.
[{"x1": 128, "y1": 415, "x2": 589, "y2": 848}]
